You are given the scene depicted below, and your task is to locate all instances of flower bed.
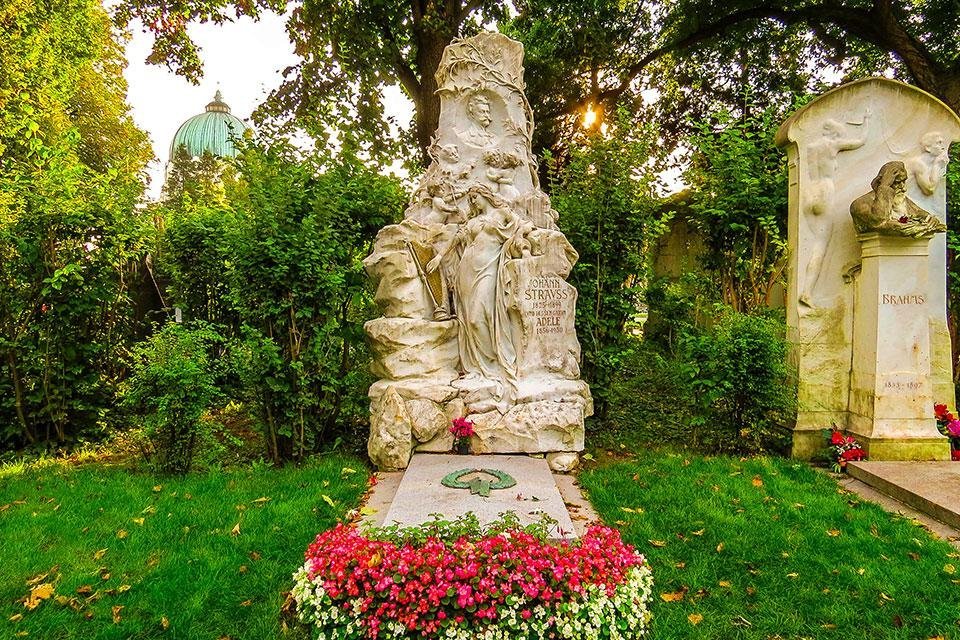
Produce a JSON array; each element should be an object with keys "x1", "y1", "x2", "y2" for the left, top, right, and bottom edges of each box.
[{"x1": 292, "y1": 516, "x2": 653, "y2": 639}]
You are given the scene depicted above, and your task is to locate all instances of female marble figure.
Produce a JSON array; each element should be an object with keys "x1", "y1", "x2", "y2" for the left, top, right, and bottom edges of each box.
[{"x1": 427, "y1": 184, "x2": 531, "y2": 387}]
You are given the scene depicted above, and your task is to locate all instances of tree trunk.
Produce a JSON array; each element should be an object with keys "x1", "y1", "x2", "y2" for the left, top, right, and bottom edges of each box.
[{"x1": 413, "y1": 31, "x2": 449, "y2": 166}]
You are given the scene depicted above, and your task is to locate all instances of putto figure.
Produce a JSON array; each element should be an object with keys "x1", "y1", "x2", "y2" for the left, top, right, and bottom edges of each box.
[{"x1": 850, "y1": 161, "x2": 947, "y2": 237}]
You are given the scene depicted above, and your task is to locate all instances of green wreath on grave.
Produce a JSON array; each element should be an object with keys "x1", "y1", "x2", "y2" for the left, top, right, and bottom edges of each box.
[{"x1": 441, "y1": 468, "x2": 517, "y2": 497}]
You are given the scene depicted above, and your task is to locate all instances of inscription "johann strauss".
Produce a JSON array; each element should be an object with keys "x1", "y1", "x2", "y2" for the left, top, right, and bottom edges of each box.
[
  {"x1": 881, "y1": 293, "x2": 926, "y2": 305},
  {"x1": 523, "y1": 277, "x2": 571, "y2": 301}
]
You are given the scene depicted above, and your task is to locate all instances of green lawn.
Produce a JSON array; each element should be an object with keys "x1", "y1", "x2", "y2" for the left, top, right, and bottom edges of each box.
[
  {"x1": 580, "y1": 450, "x2": 960, "y2": 639},
  {"x1": 0, "y1": 456, "x2": 366, "y2": 639}
]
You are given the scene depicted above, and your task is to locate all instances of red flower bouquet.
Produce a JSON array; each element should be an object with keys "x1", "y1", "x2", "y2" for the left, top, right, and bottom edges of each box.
[
  {"x1": 450, "y1": 417, "x2": 475, "y2": 455},
  {"x1": 823, "y1": 428, "x2": 866, "y2": 472},
  {"x1": 934, "y1": 403, "x2": 960, "y2": 460}
]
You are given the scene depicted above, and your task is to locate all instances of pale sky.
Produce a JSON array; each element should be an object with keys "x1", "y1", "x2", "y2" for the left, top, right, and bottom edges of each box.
[
  {"x1": 124, "y1": 11, "x2": 415, "y2": 199},
  {"x1": 124, "y1": 11, "x2": 297, "y2": 199}
]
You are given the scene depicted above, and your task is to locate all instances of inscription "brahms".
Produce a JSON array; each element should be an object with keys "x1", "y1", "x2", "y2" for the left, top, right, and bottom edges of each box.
[{"x1": 881, "y1": 293, "x2": 925, "y2": 305}]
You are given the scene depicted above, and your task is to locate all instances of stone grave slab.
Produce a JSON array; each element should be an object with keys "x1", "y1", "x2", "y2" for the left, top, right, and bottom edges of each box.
[
  {"x1": 847, "y1": 460, "x2": 960, "y2": 529},
  {"x1": 381, "y1": 454, "x2": 576, "y2": 538}
]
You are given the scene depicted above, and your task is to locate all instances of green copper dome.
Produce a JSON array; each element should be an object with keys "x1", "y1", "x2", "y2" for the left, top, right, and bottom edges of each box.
[{"x1": 169, "y1": 91, "x2": 247, "y2": 159}]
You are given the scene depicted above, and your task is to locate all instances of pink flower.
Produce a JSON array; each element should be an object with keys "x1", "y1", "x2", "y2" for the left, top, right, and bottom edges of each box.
[
  {"x1": 450, "y1": 417, "x2": 475, "y2": 438},
  {"x1": 947, "y1": 420, "x2": 960, "y2": 437}
]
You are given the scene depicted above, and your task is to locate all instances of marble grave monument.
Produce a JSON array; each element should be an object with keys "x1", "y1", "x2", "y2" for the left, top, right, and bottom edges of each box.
[
  {"x1": 776, "y1": 78, "x2": 960, "y2": 459},
  {"x1": 364, "y1": 32, "x2": 592, "y2": 471}
]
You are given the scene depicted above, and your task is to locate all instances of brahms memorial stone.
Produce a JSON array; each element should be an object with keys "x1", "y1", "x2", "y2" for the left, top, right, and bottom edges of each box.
[
  {"x1": 777, "y1": 78, "x2": 960, "y2": 459},
  {"x1": 364, "y1": 32, "x2": 592, "y2": 471}
]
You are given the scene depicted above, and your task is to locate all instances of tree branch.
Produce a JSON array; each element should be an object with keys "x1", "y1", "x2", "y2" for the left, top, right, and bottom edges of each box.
[
  {"x1": 547, "y1": 1, "x2": 949, "y2": 122},
  {"x1": 377, "y1": 17, "x2": 422, "y2": 103}
]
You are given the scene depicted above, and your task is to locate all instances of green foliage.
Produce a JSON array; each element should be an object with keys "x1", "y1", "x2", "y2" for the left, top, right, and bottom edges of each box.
[
  {"x1": 548, "y1": 113, "x2": 669, "y2": 419},
  {"x1": 366, "y1": 512, "x2": 557, "y2": 546},
  {"x1": 0, "y1": 0, "x2": 151, "y2": 448},
  {"x1": 676, "y1": 310, "x2": 793, "y2": 454},
  {"x1": 581, "y1": 450, "x2": 960, "y2": 639},
  {"x1": 681, "y1": 102, "x2": 789, "y2": 312},
  {"x1": 122, "y1": 323, "x2": 223, "y2": 474},
  {"x1": 0, "y1": 455, "x2": 365, "y2": 639},
  {"x1": 155, "y1": 140, "x2": 406, "y2": 462}
]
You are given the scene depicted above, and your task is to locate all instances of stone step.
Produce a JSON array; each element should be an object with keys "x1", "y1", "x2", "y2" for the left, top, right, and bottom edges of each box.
[{"x1": 846, "y1": 461, "x2": 960, "y2": 530}]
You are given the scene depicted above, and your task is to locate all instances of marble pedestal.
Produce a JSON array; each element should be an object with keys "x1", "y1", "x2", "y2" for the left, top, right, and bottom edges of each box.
[{"x1": 848, "y1": 233, "x2": 948, "y2": 460}]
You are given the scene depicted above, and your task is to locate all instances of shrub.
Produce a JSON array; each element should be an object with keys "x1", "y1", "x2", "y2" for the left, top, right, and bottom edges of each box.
[
  {"x1": 292, "y1": 515, "x2": 653, "y2": 640},
  {"x1": 122, "y1": 323, "x2": 222, "y2": 473},
  {"x1": 548, "y1": 111, "x2": 669, "y2": 420},
  {"x1": 676, "y1": 310, "x2": 793, "y2": 453}
]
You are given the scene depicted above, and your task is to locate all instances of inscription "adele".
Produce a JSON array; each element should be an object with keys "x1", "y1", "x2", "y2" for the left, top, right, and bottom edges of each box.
[{"x1": 881, "y1": 293, "x2": 926, "y2": 305}]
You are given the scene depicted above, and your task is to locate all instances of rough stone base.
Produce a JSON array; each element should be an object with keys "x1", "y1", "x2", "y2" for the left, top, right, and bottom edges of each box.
[
  {"x1": 790, "y1": 428, "x2": 826, "y2": 460},
  {"x1": 470, "y1": 400, "x2": 585, "y2": 454},
  {"x1": 858, "y1": 436, "x2": 950, "y2": 461}
]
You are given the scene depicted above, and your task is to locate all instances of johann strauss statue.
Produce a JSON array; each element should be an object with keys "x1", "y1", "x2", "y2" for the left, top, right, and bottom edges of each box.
[{"x1": 363, "y1": 32, "x2": 591, "y2": 471}]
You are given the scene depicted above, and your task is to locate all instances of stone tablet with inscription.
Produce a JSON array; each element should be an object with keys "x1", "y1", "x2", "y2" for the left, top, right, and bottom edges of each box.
[{"x1": 363, "y1": 32, "x2": 592, "y2": 470}]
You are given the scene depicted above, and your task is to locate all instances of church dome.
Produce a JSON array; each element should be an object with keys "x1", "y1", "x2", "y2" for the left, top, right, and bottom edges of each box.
[{"x1": 169, "y1": 90, "x2": 247, "y2": 159}]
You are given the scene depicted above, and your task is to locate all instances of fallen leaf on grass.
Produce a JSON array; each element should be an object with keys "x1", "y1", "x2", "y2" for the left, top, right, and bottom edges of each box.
[
  {"x1": 76, "y1": 585, "x2": 92, "y2": 595},
  {"x1": 9, "y1": 614, "x2": 23, "y2": 622},
  {"x1": 252, "y1": 497, "x2": 271, "y2": 505},
  {"x1": 231, "y1": 522, "x2": 241, "y2": 537},
  {"x1": 691, "y1": 529, "x2": 705, "y2": 536},
  {"x1": 238, "y1": 565, "x2": 248, "y2": 574},
  {"x1": 826, "y1": 529, "x2": 840, "y2": 537},
  {"x1": 117, "y1": 585, "x2": 130, "y2": 594},
  {"x1": 716, "y1": 542, "x2": 725, "y2": 552},
  {"x1": 751, "y1": 476, "x2": 763, "y2": 487},
  {"x1": 341, "y1": 467, "x2": 357, "y2": 475},
  {"x1": 112, "y1": 605, "x2": 123, "y2": 623},
  {"x1": 240, "y1": 599, "x2": 252, "y2": 607},
  {"x1": 649, "y1": 540, "x2": 667, "y2": 548},
  {"x1": 944, "y1": 564, "x2": 956, "y2": 575},
  {"x1": 100, "y1": 571, "x2": 111, "y2": 581},
  {"x1": 26, "y1": 572, "x2": 51, "y2": 586},
  {"x1": 24, "y1": 583, "x2": 54, "y2": 610},
  {"x1": 688, "y1": 613, "x2": 703, "y2": 625},
  {"x1": 718, "y1": 580, "x2": 731, "y2": 588},
  {"x1": 660, "y1": 590, "x2": 686, "y2": 602},
  {"x1": 116, "y1": 529, "x2": 128, "y2": 540},
  {"x1": 161, "y1": 616, "x2": 169, "y2": 630},
  {"x1": 320, "y1": 494, "x2": 337, "y2": 508},
  {"x1": 93, "y1": 548, "x2": 108, "y2": 561},
  {"x1": 152, "y1": 485, "x2": 162, "y2": 493},
  {"x1": 786, "y1": 572, "x2": 799, "y2": 579}
]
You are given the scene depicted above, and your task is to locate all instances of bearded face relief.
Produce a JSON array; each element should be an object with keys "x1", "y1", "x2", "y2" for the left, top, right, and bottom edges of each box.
[{"x1": 850, "y1": 161, "x2": 946, "y2": 237}]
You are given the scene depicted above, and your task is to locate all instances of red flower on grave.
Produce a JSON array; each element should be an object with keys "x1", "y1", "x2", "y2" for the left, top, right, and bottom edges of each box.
[{"x1": 830, "y1": 431, "x2": 844, "y2": 445}]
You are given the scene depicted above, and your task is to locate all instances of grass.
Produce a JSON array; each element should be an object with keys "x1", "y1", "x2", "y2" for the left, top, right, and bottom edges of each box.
[
  {"x1": 580, "y1": 449, "x2": 960, "y2": 640},
  {"x1": 0, "y1": 455, "x2": 367, "y2": 639}
]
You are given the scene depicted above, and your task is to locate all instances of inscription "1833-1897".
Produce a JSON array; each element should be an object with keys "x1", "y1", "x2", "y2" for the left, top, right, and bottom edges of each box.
[{"x1": 881, "y1": 293, "x2": 926, "y2": 305}]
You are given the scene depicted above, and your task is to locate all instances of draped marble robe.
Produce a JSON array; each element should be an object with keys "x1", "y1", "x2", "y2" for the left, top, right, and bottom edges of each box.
[{"x1": 453, "y1": 187, "x2": 529, "y2": 392}]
